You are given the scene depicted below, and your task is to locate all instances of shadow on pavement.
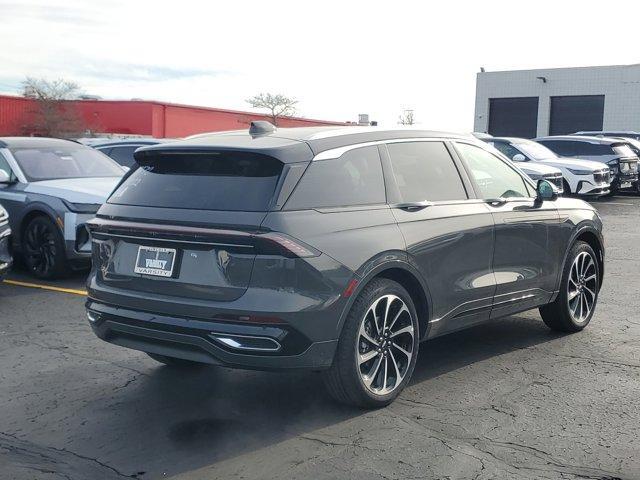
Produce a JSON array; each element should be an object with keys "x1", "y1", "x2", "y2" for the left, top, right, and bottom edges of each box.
[{"x1": 79, "y1": 313, "x2": 563, "y2": 478}]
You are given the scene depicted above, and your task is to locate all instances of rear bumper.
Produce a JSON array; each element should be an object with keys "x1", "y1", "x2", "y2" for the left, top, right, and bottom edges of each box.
[{"x1": 86, "y1": 300, "x2": 338, "y2": 370}]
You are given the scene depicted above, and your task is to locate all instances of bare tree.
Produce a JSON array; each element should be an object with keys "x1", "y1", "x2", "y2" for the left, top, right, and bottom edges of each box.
[
  {"x1": 21, "y1": 77, "x2": 86, "y2": 137},
  {"x1": 398, "y1": 109, "x2": 415, "y2": 125},
  {"x1": 246, "y1": 93, "x2": 297, "y2": 126}
]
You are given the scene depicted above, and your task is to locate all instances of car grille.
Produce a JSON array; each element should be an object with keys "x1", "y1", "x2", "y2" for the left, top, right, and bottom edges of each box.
[
  {"x1": 593, "y1": 170, "x2": 611, "y2": 184},
  {"x1": 543, "y1": 173, "x2": 563, "y2": 191}
]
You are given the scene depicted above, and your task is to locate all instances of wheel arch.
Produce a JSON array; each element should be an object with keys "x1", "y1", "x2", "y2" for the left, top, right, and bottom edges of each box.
[
  {"x1": 559, "y1": 224, "x2": 605, "y2": 292},
  {"x1": 18, "y1": 205, "x2": 60, "y2": 248},
  {"x1": 574, "y1": 229, "x2": 604, "y2": 289},
  {"x1": 336, "y1": 261, "x2": 433, "y2": 341}
]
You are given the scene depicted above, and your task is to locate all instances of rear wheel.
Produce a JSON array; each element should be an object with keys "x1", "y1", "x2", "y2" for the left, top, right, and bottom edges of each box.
[
  {"x1": 540, "y1": 241, "x2": 599, "y2": 332},
  {"x1": 323, "y1": 278, "x2": 419, "y2": 408},
  {"x1": 21, "y1": 216, "x2": 68, "y2": 279},
  {"x1": 146, "y1": 352, "x2": 205, "y2": 368}
]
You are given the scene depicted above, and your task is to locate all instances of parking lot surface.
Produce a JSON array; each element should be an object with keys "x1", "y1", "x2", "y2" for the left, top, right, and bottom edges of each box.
[{"x1": 1, "y1": 197, "x2": 639, "y2": 480}]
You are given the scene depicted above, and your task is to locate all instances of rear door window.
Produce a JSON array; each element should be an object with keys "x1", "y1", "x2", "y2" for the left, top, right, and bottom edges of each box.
[
  {"x1": 285, "y1": 146, "x2": 385, "y2": 209},
  {"x1": 109, "y1": 150, "x2": 284, "y2": 211},
  {"x1": 386, "y1": 141, "x2": 467, "y2": 202}
]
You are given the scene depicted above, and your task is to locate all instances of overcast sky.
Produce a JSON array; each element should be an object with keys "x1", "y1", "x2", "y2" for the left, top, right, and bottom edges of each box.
[{"x1": 2, "y1": 0, "x2": 639, "y2": 130}]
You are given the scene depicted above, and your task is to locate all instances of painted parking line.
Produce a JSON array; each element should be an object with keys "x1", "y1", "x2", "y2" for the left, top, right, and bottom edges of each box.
[{"x1": 1, "y1": 279, "x2": 87, "y2": 296}]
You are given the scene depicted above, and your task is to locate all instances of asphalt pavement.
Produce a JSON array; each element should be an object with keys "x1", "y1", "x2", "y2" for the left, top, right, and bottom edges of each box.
[{"x1": 1, "y1": 196, "x2": 639, "y2": 480}]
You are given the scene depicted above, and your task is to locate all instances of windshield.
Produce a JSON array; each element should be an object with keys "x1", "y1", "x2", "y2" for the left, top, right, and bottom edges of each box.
[
  {"x1": 613, "y1": 145, "x2": 636, "y2": 158},
  {"x1": 516, "y1": 142, "x2": 558, "y2": 161},
  {"x1": 10, "y1": 145, "x2": 124, "y2": 181}
]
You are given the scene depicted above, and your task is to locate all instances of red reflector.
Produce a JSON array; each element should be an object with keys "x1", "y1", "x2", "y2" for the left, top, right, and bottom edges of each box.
[{"x1": 343, "y1": 279, "x2": 359, "y2": 297}]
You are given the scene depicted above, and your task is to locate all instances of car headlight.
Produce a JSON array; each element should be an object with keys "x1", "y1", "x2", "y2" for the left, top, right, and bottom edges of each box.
[
  {"x1": 566, "y1": 168, "x2": 592, "y2": 175},
  {"x1": 63, "y1": 201, "x2": 102, "y2": 214}
]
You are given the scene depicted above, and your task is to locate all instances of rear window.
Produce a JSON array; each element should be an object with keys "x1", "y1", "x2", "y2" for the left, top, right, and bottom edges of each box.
[
  {"x1": 108, "y1": 151, "x2": 283, "y2": 211},
  {"x1": 285, "y1": 146, "x2": 385, "y2": 209}
]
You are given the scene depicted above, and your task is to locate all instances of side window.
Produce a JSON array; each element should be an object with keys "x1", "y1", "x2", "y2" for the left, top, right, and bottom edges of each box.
[
  {"x1": 491, "y1": 142, "x2": 525, "y2": 161},
  {"x1": 285, "y1": 146, "x2": 385, "y2": 209},
  {"x1": 386, "y1": 142, "x2": 467, "y2": 202},
  {"x1": 107, "y1": 146, "x2": 139, "y2": 168},
  {"x1": 455, "y1": 143, "x2": 531, "y2": 199},
  {"x1": 0, "y1": 152, "x2": 15, "y2": 182}
]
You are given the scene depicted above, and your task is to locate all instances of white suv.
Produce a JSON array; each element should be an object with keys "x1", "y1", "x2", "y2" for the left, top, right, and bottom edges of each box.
[{"x1": 488, "y1": 137, "x2": 611, "y2": 196}]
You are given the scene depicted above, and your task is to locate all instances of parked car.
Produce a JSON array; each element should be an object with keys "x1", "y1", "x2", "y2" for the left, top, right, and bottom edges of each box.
[
  {"x1": 536, "y1": 135, "x2": 639, "y2": 194},
  {"x1": 0, "y1": 204, "x2": 12, "y2": 278},
  {"x1": 486, "y1": 137, "x2": 610, "y2": 196},
  {"x1": 573, "y1": 131, "x2": 640, "y2": 141},
  {"x1": 483, "y1": 141, "x2": 564, "y2": 193},
  {"x1": 471, "y1": 132, "x2": 494, "y2": 140},
  {"x1": 0, "y1": 137, "x2": 125, "y2": 278},
  {"x1": 91, "y1": 139, "x2": 172, "y2": 169},
  {"x1": 86, "y1": 123, "x2": 605, "y2": 408}
]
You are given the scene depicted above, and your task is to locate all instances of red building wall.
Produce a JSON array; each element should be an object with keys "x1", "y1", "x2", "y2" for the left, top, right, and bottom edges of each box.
[{"x1": 0, "y1": 94, "x2": 345, "y2": 138}]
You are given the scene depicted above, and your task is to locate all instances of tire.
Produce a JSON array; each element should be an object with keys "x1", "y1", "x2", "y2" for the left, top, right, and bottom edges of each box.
[
  {"x1": 21, "y1": 216, "x2": 68, "y2": 279},
  {"x1": 540, "y1": 241, "x2": 600, "y2": 332},
  {"x1": 146, "y1": 352, "x2": 205, "y2": 368},
  {"x1": 322, "y1": 278, "x2": 420, "y2": 408}
]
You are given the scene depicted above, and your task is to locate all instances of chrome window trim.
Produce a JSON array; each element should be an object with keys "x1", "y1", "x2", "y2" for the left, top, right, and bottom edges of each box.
[{"x1": 313, "y1": 137, "x2": 463, "y2": 161}]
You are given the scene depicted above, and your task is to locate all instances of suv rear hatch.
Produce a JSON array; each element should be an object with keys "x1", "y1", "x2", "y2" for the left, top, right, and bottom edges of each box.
[{"x1": 88, "y1": 142, "x2": 312, "y2": 302}]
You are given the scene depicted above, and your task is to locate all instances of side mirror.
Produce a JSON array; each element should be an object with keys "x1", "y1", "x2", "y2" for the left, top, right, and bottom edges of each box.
[
  {"x1": 0, "y1": 169, "x2": 10, "y2": 184},
  {"x1": 536, "y1": 179, "x2": 558, "y2": 202},
  {"x1": 512, "y1": 153, "x2": 526, "y2": 162}
]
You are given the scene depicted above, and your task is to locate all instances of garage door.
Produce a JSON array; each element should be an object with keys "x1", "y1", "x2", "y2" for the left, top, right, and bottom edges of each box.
[
  {"x1": 549, "y1": 95, "x2": 604, "y2": 135},
  {"x1": 488, "y1": 97, "x2": 539, "y2": 138}
]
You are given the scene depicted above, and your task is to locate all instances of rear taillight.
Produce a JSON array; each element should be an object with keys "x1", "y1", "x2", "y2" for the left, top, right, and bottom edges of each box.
[{"x1": 254, "y1": 232, "x2": 320, "y2": 258}]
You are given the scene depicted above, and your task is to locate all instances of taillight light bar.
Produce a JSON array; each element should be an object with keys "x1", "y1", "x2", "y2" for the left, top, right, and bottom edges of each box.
[{"x1": 253, "y1": 232, "x2": 320, "y2": 258}]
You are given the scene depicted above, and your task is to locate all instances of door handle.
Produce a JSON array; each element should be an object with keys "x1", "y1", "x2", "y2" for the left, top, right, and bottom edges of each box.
[
  {"x1": 485, "y1": 198, "x2": 507, "y2": 207},
  {"x1": 392, "y1": 201, "x2": 434, "y2": 212}
]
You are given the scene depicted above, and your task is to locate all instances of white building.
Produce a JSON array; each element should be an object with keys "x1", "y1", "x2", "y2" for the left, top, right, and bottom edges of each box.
[{"x1": 474, "y1": 64, "x2": 640, "y2": 138}]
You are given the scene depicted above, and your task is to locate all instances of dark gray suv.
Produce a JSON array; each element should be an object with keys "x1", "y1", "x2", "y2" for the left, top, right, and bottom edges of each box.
[{"x1": 86, "y1": 123, "x2": 605, "y2": 408}]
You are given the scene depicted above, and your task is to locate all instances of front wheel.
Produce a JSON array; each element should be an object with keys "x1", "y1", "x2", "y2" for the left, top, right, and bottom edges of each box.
[
  {"x1": 21, "y1": 216, "x2": 68, "y2": 279},
  {"x1": 540, "y1": 241, "x2": 599, "y2": 332},
  {"x1": 322, "y1": 278, "x2": 419, "y2": 408}
]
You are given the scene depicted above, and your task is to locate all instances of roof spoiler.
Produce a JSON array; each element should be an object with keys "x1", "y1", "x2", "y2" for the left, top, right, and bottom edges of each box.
[{"x1": 249, "y1": 121, "x2": 276, "y2": 136}]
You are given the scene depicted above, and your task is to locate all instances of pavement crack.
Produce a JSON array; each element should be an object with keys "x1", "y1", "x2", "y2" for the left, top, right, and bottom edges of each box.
[{"x1": 0, "y1": 431, "x2": 137, "y2": 479}]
